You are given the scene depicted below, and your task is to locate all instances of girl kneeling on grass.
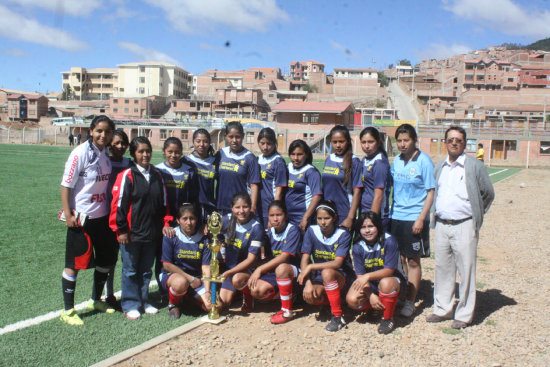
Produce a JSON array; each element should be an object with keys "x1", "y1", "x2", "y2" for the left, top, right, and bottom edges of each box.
[
  {"x1": 218, "y1": 192, "x2": 264, "y2": 312},
  {"x1": 297, "y1": 200, "x2": 355, "y2": 332},
  {"x1": 160, "y1": 203, "x2": 212, "y2": 319},
  {"x1": 247, "y1": 200, "x2": 302, "y2": 324},
  {"x1": 346, "y1": 211, "x2": 406, "y2": 334},
  {"x1": 110, "y1": 136, "x2": 174, "y2": 320}
]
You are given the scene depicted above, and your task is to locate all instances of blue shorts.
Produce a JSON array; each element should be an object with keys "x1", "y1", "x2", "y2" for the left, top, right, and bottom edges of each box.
[
  {"x1": 221, "y1": 269, "x2": 252, "y2": 292},
  {"x1": 159, "y1": 272, "x2": 200, "y2": 297},
  {"x1": 368, "y1": 277, "x2": 405, "y2": 296},
  {"x1": 310, "y1": 269, "x2": 356, "y2": 292},
  {"x1": 258, "y1": 264, "x2": 299, "y2": 290}
]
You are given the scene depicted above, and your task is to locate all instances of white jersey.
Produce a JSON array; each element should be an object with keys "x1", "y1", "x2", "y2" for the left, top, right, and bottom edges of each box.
[{"x1": 61, "y1": 141, "x2": 112, "y2": 218}]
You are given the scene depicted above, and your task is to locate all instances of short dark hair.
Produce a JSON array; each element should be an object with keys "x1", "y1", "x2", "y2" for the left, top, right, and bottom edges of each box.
[
  {"x1": 129, "y1": 136, "x2": 152, "y2": 159},
  {"x1": 478, "y1": 143, "x2": 483, "y2": 148},
  {"x1": 445, "y1": 126, "x2": 467, "y2": 142},
  {"x1": 395, "y1": 123, "x2": 417, "y2": 142}
]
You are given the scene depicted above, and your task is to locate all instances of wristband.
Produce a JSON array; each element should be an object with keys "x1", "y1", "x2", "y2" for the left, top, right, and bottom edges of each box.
[{"x1": 195, "y1": 284, "x2": 206, "y2": 296}]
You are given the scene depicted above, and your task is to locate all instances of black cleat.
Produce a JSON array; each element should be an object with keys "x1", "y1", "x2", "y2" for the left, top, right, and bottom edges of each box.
[
  {"x1": 378, "y1": 318, "x2": 395, "y2": 334},
  {"x1": 325, "y1": 316, "x2": 346, "y2": 332}
]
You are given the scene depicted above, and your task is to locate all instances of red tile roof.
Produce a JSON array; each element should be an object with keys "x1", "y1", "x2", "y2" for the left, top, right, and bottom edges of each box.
[{"x1": 272, "y1": 101, "x2": 352, "y2": 113}]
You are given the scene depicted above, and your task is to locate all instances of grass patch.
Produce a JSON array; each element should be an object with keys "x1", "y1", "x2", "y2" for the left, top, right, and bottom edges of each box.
[
  {"x1": 0, "y1": 144, "x2": 199, "y2": 366},
  {"x1": 441, "y1": 327, "x2": 462, "y2": 335},
  {"x1": 476, "y1": 281, "x2": 486, "y2": 290},
  {"x1": 478, "y1": 256, "x2": 489, "y2": 264},
  {"x1": 486, "y1": 319, "x2": 497, "y2": 326}
]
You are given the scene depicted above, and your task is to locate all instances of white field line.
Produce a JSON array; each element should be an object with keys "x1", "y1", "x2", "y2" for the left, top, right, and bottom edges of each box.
[
  {"x1": 489, "y1": 168, "x2": 508, "y2": 177},
  {"x1": 0, "y1": 281, "x2": 157, "y2": 336}
]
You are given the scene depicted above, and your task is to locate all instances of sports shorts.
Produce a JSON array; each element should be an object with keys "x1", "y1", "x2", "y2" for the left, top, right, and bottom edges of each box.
[
  {"x1": 390, "y1": 219, "x2": 430, "y2": 258},
  {"x1": 221, "y1": 269, "x2": 252, "y2": 292},
  {"x1": 309, "y1": 268, "x2": 356, "y2": 292},
  {"x1": 159, "y1": 271, "x2": 202, "y2": 297},
  {"x1": 259, "y1": 264, "x2": 299, "y2": 290},
  {"x1": 65, "y1": 215, "x2": 118, "y2": 269}
]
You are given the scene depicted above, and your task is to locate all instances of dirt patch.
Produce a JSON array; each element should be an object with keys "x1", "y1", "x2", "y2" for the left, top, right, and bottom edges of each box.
[{"x1": 116, "y1": 169, "x2": 550, "y2": 367}]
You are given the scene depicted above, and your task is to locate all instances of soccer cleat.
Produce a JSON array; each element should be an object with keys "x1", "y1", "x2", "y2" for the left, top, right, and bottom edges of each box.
[
  {"x1": 316, "y1": 305, "x2": 332, "y2": 322},
  {"x1": 125, "y1": 309, "x2": 141, "y2": 320},
  {"x1": 400, "y1": 300, "x2": 416, "y2": 317},
  {"x1": 60, "y1": 308, "x2": 84, "y2": 326},
  {"x1": 144, "y1": 304, "x2": 159, "y2": 315},
  {"x1": 270, "y1": 310, "x2": 294, "y2": 324},
  {"x1": 88, "y1": 299, "x2": 115, "y2": 314},
  {"x1": 241, "y1": 297, "x2": 254, "y2": 313},
  {"x1": 168, "y1": 306, "x2": 181, "y2": 320},
  {"x1": 378, "y1": 318, "x2": 395, "y2": 334},
  {"x1": 325, "y1": 316, "x2": 346, "y2": 332},
  {"x1": 104, "y1": 294, "x2": 117, "y2": 309}
]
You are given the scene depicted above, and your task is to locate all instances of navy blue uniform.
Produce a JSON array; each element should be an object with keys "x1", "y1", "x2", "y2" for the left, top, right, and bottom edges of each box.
[
  {"x1": 156, "y1": 161, "x2": 196, "y2": 218},
  {"x1": 183, "y1": 153, "x2": 217, "y2": 215},
  {"x1": 285, "y1": 163, "x2": 322, "y2": 226},
  {"x1": 360, "y1": 152, "x2": 392, "y2": 221},
  {"x1": 258, "y1": 153, "x2": 288, "y2": 226}
]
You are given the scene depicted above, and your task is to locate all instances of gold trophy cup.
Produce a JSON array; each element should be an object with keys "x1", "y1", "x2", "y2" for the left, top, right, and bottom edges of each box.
[{"x1": 203, "y1": 212, "x2": 225, "y2": 320}]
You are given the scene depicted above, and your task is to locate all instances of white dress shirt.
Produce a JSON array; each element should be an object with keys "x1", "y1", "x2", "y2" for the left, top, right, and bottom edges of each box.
[
  {"x1": 435, "y1": 153, "x2": 472, "y2": 220},
  {"x1": 136, "y1": 164, "x2": 151, "y2": 183}
]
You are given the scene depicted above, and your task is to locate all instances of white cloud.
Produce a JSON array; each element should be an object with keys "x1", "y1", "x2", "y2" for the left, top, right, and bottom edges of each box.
[
  {"x1": 144, "y1": 0, "x2": 289, "y2": 33},
  {"x1": 4, "y1": 0, "x2": 102, "y2": 16},
  {"x1": 118, "y1": 42, "x2": 181, "y2": 66},
  {"x1": 0, "y1": 5, "x2": 87, "y2": 51},
  {"x1": 444, "y1": 0, "x2": 550, "y2": 38},
  {"x1": 5, "y1": 48, "x2": 28, "y2": 57},
  {"x1": 416, "y1": 43, "x2": 472, "y2": 60}
]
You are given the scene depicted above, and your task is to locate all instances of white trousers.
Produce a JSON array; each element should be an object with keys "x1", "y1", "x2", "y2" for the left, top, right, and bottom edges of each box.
[{"x1": 433, "y1": 219, "x2": 478, "y2": 323}]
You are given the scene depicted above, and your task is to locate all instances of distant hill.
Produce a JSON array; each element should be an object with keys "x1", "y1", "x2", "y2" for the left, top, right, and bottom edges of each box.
[{"x1": 499, "y1": 38, "x2": 550, "y2": 51}]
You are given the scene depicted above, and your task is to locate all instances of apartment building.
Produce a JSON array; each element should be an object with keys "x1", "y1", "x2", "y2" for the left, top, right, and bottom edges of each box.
[
  {"x1": 213, "y1": 88, "x2": 269, "y2": 119},
  {"x1": 61, "y1": 67, "x2": 118, "y2": 100},
  {"x1": 109, "y1": 95, "x2": 168, "y2": 119},
  {"x1": 171, "y1": 97, "x2": 215, "y2": 120},
  {"x1": 289, "y1": 60, "x2": 325, "y2": 81},
  {"x1": 61, "y1": 62, "x2": 190, "y2": 100},
  {"x1": 332, "y1": 68, "x2": 379, "y2": 100},
  {"x1": 117, "y1": 62, "x2": 189, "y2": 98},
  {"x1": 194, "y1": 68, "x2": 285, "y2": 97},
  {"x1": 518, "y1": 66, "x2": 550, "y2": 88}
]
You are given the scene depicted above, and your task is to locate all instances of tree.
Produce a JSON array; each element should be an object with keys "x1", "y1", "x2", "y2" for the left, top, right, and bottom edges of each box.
[
  {"x1": 388, "y1": 63, "x2": 394, "y2": 69},
  {"x1": 61, "y1": 85, "x2": 72, "y2": 101},
  {"x1": 302, "y1": 83, "x2": 318, "y2": 93},
  {"x1": 378, "y1": 71, "x2": 389, "y2": 87},
  {"x1": 375, "y1": 99, "x2": 386, "y2": 108},
  {"x1": 398, "y1": 59, "x2": 411, "y2": 66}
]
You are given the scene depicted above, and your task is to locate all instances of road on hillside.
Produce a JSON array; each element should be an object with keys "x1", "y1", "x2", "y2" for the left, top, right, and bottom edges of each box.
[{"x1": 388, "y1": 81, "x2": 419, "y2": 122}]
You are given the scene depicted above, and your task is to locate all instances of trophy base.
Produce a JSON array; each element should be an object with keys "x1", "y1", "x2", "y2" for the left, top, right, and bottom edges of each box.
[
  {"x1": 201, "y1": 314, "x2": 226, "y2": 324},
  {"x1": 202, "y1": 276, "x2": 225, "y2": 283}
]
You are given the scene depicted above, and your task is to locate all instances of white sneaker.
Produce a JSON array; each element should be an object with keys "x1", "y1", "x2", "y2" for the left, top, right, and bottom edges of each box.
[
  {"x1": 400, "y1": 300, "x2": 416, "y2": 317},
  {"x1": 144, "y1": 304, "x2": 159, "y2": 315},
  {"x1": 125, "y1": 309, "x2": 141, "y2": 320}
]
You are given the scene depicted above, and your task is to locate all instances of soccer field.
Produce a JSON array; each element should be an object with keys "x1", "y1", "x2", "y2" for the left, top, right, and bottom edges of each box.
[{"x1": 0, "y1": 144, "x2": 520, "y2": 366}]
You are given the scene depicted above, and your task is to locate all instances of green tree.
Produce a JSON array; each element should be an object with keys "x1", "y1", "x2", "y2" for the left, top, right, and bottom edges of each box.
[
  {"x1": 378, "y1": 71, "x2": 389, "y2": 87},
  {"x1": 398, "y1": 59, "x2": 411, "y2": 66},
  {"x1": 302, "y1": 83, "x2": 318, "y2": 93},
  {"x1": 375, "y1": 99, "x2": 386, "y2": 108},
  {"x1": 388, "y1": 63, "x2": 394, "y2": 69},
  {"x1": 61, "y1": 85, "x2": 72, "y2": 101}
]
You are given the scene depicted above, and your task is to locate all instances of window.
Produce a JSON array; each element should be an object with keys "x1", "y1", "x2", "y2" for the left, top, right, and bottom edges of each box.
[
  {"x1": 142, "y1": 129, "x2": 151, "y2": 137},
  {"x1": 100, "y1": 108, "x2": 105, "y2": 113},
  {"x1": 139, "y1": 87, "x2": 145, "y2": 94},
  {"x1": 63, "y1": 74, "x2": 68, "y2": 79},
  {"x1": 113, "y1": 99, "x2": 118, "y2": 103},
  {"x1": 173, "y1": 101, "x2": 177, "y2": 107},
  {"x1": 160, "y1": 129, "x2": 168, "y2": 140},
  {"x1": 139, "y1": 77, "x2": 145, "y2": 83},
  {"x1": 218, "y1": 100, "x2": 223, "y2": 105},
  {"x1": 465, "y1": 75, "x2": 474, "y2": 81},
  {"x1": 190, "y1": 102, "x2": 196, "y2": 107},
  {"x1": 466, "y1": 139, "x2": 477, "y2": 151},
  {"x1": 134, "y1": 100, "x2": 138, "y2": 104},
  {"x1": 125, "y1": 99, "x2": 129, "y2": 104},
  {"x1": 140, "y1": 66, "x2": 145, "y2": 72},
  {"x1": 134, "y1": 108, "x2": 138, "y2": 113},
  {"x1": 124, "y1": 107, "x2": 129, "y2": 112},
  {"x1": 477, "y1": 75, "x2": 484, "y2": 81},
  {"x1": 113, "y1": 108, "x2": 118, "y2": 112},
  {"x1": 246, "y1": 132, "x2": 255, "y2": 144},
  {"x1": 540, "y1": 141, "x2": 550, "y2": 154},
  {"x1": 506, "y1": 140, "x2": 517, "y2": 152},
  {"x1": 508, "y1": 78, "x2": 514, "y2": 82},
  {"x1": 204, "y1": 102, "x2": 210, "y2": 107},
  {"x1": 181, "y1": 130, "x2": 188, "y2": 140},
  {"x1": 119, "y1": 88, "x2": 124, "y2": 92},
  {"x1": 302, "y1": 113, "x2": 319, "y2": 123}
]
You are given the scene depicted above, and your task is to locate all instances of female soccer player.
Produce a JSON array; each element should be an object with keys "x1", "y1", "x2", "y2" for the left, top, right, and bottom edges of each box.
[
  {"x1": 359, "y1": 127, "x2": 392, "y2": 231},
  {"x1": 297, "y1": 201, "x2": 354, "y2": 332},
  {"x1": 218, "y1": 192, "x2": 264, "y2": 312},
  {"x1": 184, "y1": 129, "x2": 217, "y2": 221},
  {"x1": 110, "y1": 136, "x2": 174, "y2": 320},
  {"x1": 285, "y1": 139, "x2": 322, "y2": 232},
  {"x1": 247, "y1": 200, "x2": 301, "y2": 324},
  {"x1": 104, "y1": 129, "x2": 131, "y2": 308},
  {"x1": 257, "y1": 127, "x2": 287, "y2": 227},
  {"x1": 160, "y1": 203, "x2": 212, "y2": 319},
  {"x1": 215, "y1": 121, "x2": 260, "y2": 216},
  {"x1": 346, "y1": 212, "x2": 406, "y2": 334},
  {"x1": 322, "y1": 125, "x2": 362, "y2": 230},
  {"x1": 60, "y1": 115, "x2": 117, "y2": 325},
  {"x1": 390, "y1": 123, "x2": 435, "y2": 318}
]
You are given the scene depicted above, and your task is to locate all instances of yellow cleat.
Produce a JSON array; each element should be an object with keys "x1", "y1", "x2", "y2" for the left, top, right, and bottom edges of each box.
[
  {"x1": 60, "y1": 308, "x2": 84, "y2": 326},
  {"x1": 88, "y1": 299, "x2": 115, "y2": 314}
]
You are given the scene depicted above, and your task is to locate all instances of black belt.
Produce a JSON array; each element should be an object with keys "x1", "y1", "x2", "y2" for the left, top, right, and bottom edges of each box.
[{"x1": 436, "y1": 216, "x2": 472, "y2": 225}]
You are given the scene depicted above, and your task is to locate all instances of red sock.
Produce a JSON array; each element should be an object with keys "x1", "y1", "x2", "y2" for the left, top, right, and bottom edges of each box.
[
  {"x1": 240, "y1": 286, "x2": 252, "y2": 304},
  {"x1": 169, "y1": 287, "x2": 185, "y2": 306},
  {"x1": 276, "y1": 278, "x2": 293, "y2": 312},
  {"x1": 379, "y1": 291, "x2": 398, "y2": 320},
  {"x1": 323, "y1": 280, "x2": 342, "y2": 317}
]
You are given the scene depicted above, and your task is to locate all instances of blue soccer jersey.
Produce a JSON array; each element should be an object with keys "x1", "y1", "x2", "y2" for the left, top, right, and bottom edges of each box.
[
  {"x1": 215, "y1": 147, "x2": 261, "y2": 213},
  {"x1": 322, "y1": 153, "x2": 362, "y2": 223},
  {"x1": 107, "y1": 157, "x2": 132, "y2": 204},
  {"x1": 352, "y1": 235, "x2": 406, "y2": 288},
  {"x1": 390, "y1": 150, "x2": 435, "y2": 220},
  {"x1": 161, "y1": 227, "x2": 211, "y2": 277},
  {"x1": 156, "y1": 161, "x2": 196, "y2": 218},
  {"x1": 285, "y1": 163, "x2": 322, "y2": 223},
  {"x1": 184, "y1": 153, "x2": 217, "y2": 209},
  {"x1": 265, "y1": 223, "x2": 302, "y2": 268},
  {"x1": 221, "y1": 214, "x2": 264, "y2": 270},
  {"x1": 360, "y1": 152, "x2": 392, "y2": 219},
  {"x1": 301, "y1": 225, "x2": 352, "y2": 270},
  {"x1": 258, "y1": 153, "x2": 288, "y2": 224}
]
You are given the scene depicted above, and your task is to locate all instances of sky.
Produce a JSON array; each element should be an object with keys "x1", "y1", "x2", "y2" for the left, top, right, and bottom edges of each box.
[{"x1": 1, "y1": 0, "x2": 550, "y2": 94}]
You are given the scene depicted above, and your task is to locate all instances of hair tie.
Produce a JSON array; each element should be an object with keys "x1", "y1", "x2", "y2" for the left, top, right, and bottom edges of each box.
[{"x1": 316, "y1": 204, "x2": 336, "y2": 214}]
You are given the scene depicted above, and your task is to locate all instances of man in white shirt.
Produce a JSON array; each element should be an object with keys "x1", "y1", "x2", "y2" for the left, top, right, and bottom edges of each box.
[{"x1": 426, "y1": 126, "x2": 494, "y2": 329}]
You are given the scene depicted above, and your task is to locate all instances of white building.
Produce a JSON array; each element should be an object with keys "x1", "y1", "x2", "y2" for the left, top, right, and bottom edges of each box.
[{"x1": 116, "y1": 62, "x2": 189, "y2": 98}]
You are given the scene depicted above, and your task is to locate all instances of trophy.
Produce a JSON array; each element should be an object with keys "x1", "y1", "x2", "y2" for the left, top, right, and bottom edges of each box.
[{"x1": 203, "y1": 211, "x2": 225, "y2": 321}]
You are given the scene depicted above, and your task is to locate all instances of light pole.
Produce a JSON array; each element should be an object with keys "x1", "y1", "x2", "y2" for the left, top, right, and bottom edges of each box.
[{"x1": 411, "y1": 70, "x2": 415, "y2": 102}]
